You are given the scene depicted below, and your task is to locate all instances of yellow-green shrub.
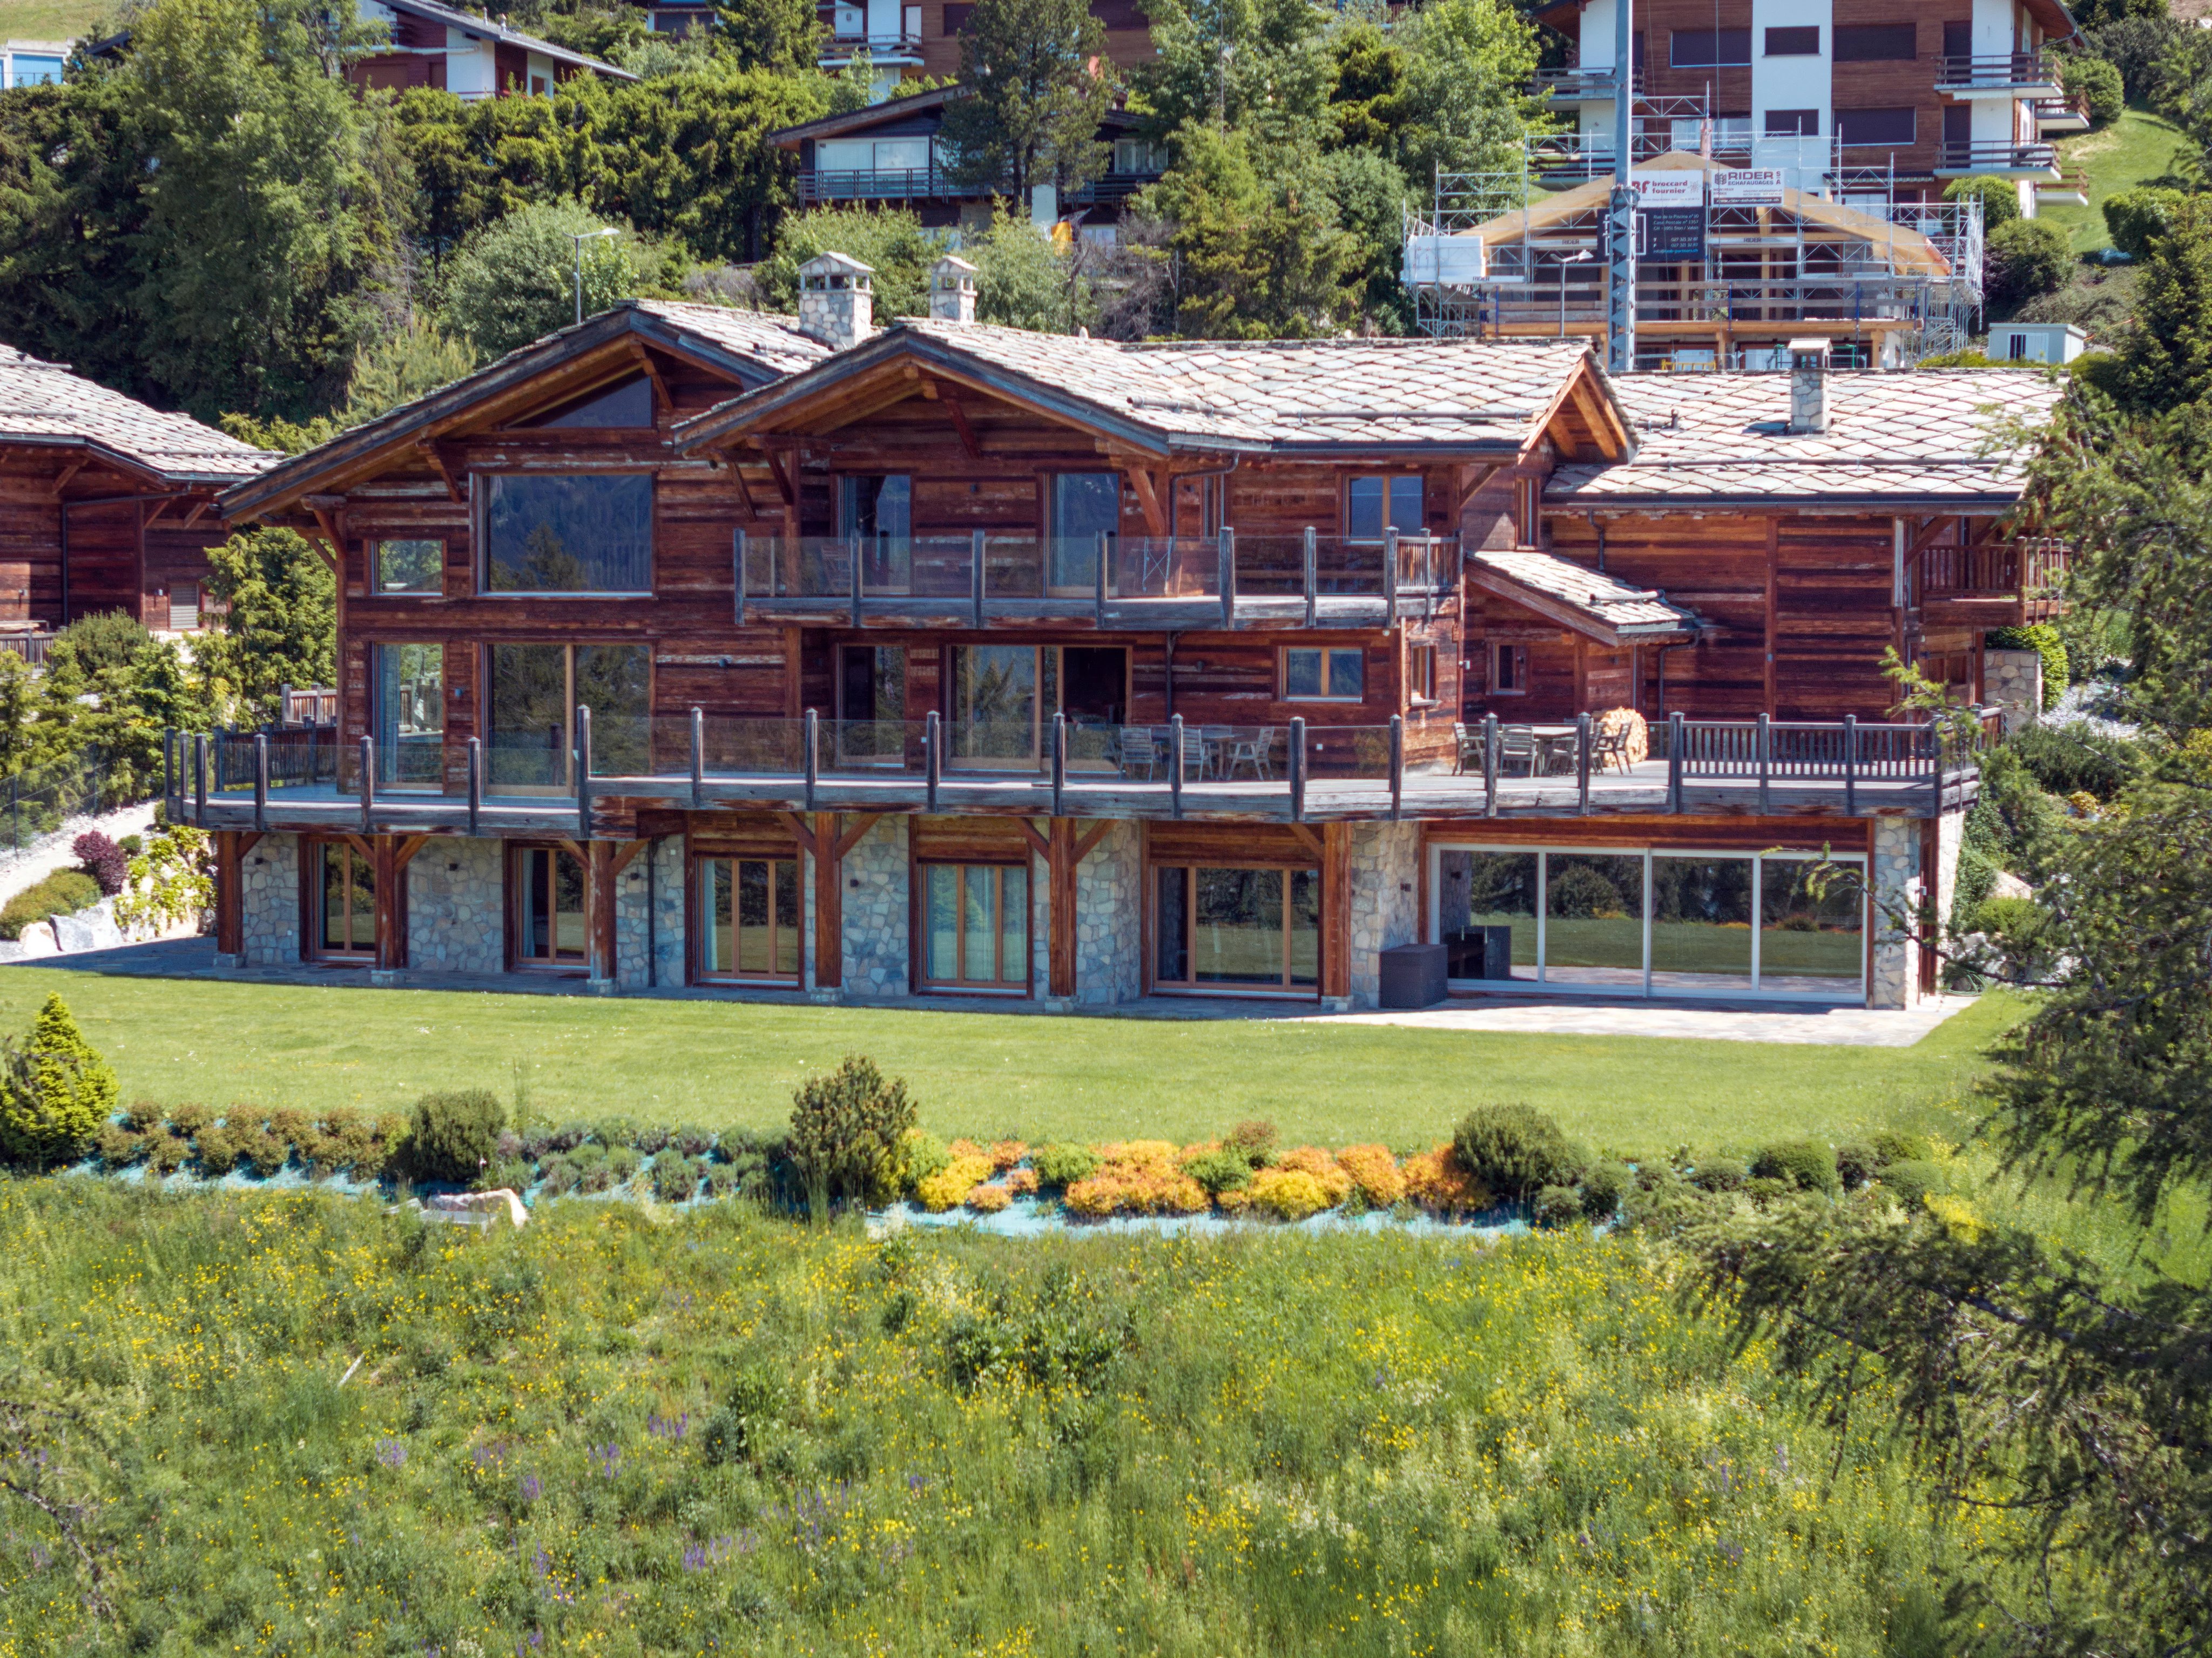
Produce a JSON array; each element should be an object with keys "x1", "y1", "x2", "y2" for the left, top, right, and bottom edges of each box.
[
  {"x1": 917, "y1": 1154, "x2": 994, "y2": 1212},
  {"x1": 1249, "y1": 1168, "x2": 1336, "y2": 1221},
  {"x1": 1336, "y1": 1143, "x2": 1405, "y2": 1207},
  {"x1": 1272, "y1": 1146, "x2": 1353, "y2": 1206}
]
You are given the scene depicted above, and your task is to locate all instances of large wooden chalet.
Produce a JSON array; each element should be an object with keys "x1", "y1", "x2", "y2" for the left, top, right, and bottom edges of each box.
[
  {"x1": 206, "y1": 258, "x2": 2063, "y2": 1013},
  {"x1": 0, "y1": 345, "x2": 278, "y2": 638}
]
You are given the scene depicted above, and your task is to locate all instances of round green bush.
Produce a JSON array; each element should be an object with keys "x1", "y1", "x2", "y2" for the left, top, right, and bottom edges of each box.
[
  {"x1": 1943, "y1": 175, "x2": 2021, "y2": 231},
  {"x1": 606, "y1": 1145, "x2": 644, "y2": 1183},
  {"x1": 1743, "y1": 1175, "x2": 1793, "y2": 1204},
  {"x1": 406, "y1": 1088, "x2": 506, "y2": 1186},
  {"x1": 1183, "y1": 1147, "x2": 1253, "y2": 1196},
  {"x1": 2062, "y1": 54, "x2": 2123, "y2": 128},
  {"x1": 650, "y1": 1148, "x2": 700, "y2": 1202},
  {"x1": 1453, "y1": 1104, "x2": 1582, "y2": 1201},
  {"x1": 1987, "y1": 219, "x2": 2073, "y2": 307},
  {"x1": 1750, "y1": 1140, "x2": 1839, "y2": 1195},
  {"x1": 1580, "y1": 1161, "x2": 1633, "y2": 1222},
  {"x1": 897, "y1": 1130, "x2": 951, "y2": 1195},
  {"x1": 2103, "y1": 185, "x2": 2191, "y2": 261},
  {"x1": 194, "y1": 1122, "x2": 243, "y2": 1176},
  {"x1": 1690, "y1": 1156, "x2": 1746, "y2": 1193},
  {"x1": 1031, "y1": 1142, "x2": 1102, "y2": 1190},
  {"x1": 1870, "y1": 1131, "x2": 1932, "y2": 1166},
  {"x1": 1530, "y1": 1183, "x2": 1584, "y2": 1228},
  {"x1": 538, "y1": 1156, "x2": 578, "y2": 1196},
  {"x1": 1835, "y1": 1143, "x2": 1878, "y2": 1192},
  {"x1": 1880, "y1": 1159, "x2": 1946, "y2": 1207}
]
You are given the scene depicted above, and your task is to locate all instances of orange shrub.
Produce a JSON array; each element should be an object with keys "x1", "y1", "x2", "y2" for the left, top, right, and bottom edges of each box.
[
  {"x1": 1271, "y1": 1146, "x2": 1353, "y2": 1206},
  {"x1": 1005, "y1": 1167, "x2": 1039, "y2": 1197},
  {"x1": 966, "y1": 1183, "x2": 1011, "y2": 1214},
  {"x1": 1402, "y1": 1143, "x2": 1492, "y2": 1216},
  {"x1": 1335, "y1": 1144, "x2": 1405, "y2": 1208},
  {"x1": 987, "y1": 1140, "x2": 1028, "y2": 1173},
  {"x1": 947, "y1": 1138, "x2": 988, "y2": 1161}
]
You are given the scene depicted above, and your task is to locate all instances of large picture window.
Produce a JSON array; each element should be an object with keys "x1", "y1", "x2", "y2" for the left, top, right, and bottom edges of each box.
[
  {"x1": 307, "y1": 841, "x2": 376, "y2": 962},
  {"x1": 920, "y1": 863, "x2": 1029, "y2": 989},
  {"x1": 1153, "y1": 865, "x2": 1319, "y2": 991},
  {"x1": 1432, "y1": 847, "x2": 1864, "y2": 1000},
  {"x1": 375, "y1": 644, "x2": 444, "y2": 788},
  {"x1": 485, "y1": 643, "x2": 650, "y2": 791},
  {"x1": 943, "y1": 645, "x2": 1128, "y2": 768},
  {"x1": 1282, "y1": 646, "x2": 1364, "y2": 701},
  {"x1": 512, "y1": 844, "x2": 588, "y2": 967},
  {"x1": 481, "y1": 473, "x2": 653, "y2": 594},
  {"x1": 698, "y1": 856, "x2": 800, "y2": 982},
  {"x1": 1048, "y1": 472, "x2": 1120, "y2": 594}
]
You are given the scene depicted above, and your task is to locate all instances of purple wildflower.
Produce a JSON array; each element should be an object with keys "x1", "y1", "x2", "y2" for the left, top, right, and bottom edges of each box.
[{"x1": 375, "y1": 1439, "x2": 407, "y2": 1469}]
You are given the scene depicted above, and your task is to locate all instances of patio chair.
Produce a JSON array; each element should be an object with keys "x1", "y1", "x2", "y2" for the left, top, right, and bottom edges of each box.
[
  {"x1": 1589, "y1": 722, "x2": 1633, "y2": 773},
  {"x1": 1184, "y1": 726, "x2": 1214, "y2": 779},
  {"x1": 1222, "y1": 726, "x2": 1279, "y2": 781},
  {"x1": 1499, "y1": 725, "x2": 1537, "y2": 777},
  {"x1": 1117, "y1": 726, "x2": 1162, "y2": 780},
  {"x1": 1452, "y1": 722, "x2": 1482, "y2": 775}
]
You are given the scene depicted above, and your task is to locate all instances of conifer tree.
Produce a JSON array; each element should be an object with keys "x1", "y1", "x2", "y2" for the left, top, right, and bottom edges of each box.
[{"x1": 0, "y1": 994, "x2": 118, "y2": 1170}]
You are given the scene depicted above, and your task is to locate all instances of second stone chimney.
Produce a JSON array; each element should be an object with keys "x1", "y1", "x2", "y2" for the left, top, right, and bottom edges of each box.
[
  {"x1": 797, "y1": 251, "x2": 874, "y2": 351},
  {"x1": 1788, "y1": 337, "x2": 1831, "y2": 435},
  {"x1": 929, "y1": 254, "x2": 979, "y2": 323}
]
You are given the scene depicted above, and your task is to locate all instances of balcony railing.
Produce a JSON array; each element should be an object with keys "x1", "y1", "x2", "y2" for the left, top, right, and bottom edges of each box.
[
  {"x1": 733, "y1": 529, "x2": 1459, "y2": 626},
  {"x1": 1923, "y1": 539, "x2": 2071, "y2": 600},
  {"x1": 820, "y1": 26, "x2": 923, "y2": 53},
  {"x1": 798, "y1": 165, "x2": 960, "y2": 202},
  {"x1": 2033, "y1": 95, "x2": 2091, "y2": 131},
  {"x1": 174, "y1": 708, "x2": 1993, "y2": 837},
  {"x1": 1530, "y1": 65, "x2": 1645, "y2": 99},
  {"x1": 1934, "y1": 139, "x2": 2059, "y2": 175},
  {"x1": 1064, "y1": 167, "x2": 1166, "y2": 205},
  {"x1": 1933, "y1": 51, "x2": 2061, "y2": 94}
]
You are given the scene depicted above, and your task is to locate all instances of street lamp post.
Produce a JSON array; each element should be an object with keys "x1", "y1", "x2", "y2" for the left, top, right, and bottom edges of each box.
[{"x1": 570, "y1": 227, "x2": 620, "y2": 326}]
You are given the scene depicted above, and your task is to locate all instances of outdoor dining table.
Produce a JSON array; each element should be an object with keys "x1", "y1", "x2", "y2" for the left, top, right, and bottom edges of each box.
[{"x1": 1529, "y1": 725, "x2": 1581, "y2": 776}]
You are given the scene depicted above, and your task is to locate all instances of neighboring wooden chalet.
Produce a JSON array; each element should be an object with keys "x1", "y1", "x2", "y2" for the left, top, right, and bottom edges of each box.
[
  {"x1": 0, "y1": 344, "x2": 278, "y2": 633},
  {"x1": 206, "y1": 274, "x2": 2061, "y2": 1014},
  {"x1": 351, "y1": 0, "x2": 635, "y2": 98}
]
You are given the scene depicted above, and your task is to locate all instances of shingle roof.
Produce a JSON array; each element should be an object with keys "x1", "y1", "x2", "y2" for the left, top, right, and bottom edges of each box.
[
  {"x1": 626, "y1": 301, "x2": 828, "y2": 378},
  {"x1": 369, "y1": 0, "x2": 639, "y2": 78},
  {"x1": 679, "y1": 320, "x2": 1603, "y2": 457},
  {"x1": 1468, "y1": 547, "x2": 1701, "y2": 642},
  {"x1": 0, "y1": 344, "x2": 279, "y2": 484},
  {"x1": 1549, "y1": 369, "x2": 2061, "y2": 507}
]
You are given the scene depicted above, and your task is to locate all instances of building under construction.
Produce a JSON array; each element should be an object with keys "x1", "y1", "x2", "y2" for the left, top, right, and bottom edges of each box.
[{"x1": 1402, "y1": 148, "x2": 1986, "y2": 370}]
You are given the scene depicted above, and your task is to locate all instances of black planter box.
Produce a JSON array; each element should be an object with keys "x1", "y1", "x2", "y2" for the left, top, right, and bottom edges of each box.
[{"x1": 1377, "y1": 942, "x2": 1448, "y2": 1009}]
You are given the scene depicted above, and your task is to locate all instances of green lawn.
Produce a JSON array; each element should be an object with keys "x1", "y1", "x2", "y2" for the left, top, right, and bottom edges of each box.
[
  {"x1": 0, "y1": 0, "x2": 99, "y2": 42},
  {"x1": 2041, "y1": 104, "x2": 2195, "y2": 253},
  {"x1": 0, "y1": 966, "x2": 2018, "y2": 1154}
]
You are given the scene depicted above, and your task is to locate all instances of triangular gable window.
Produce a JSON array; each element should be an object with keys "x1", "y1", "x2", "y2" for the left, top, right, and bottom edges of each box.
[{"x1": 524, "y1": 374, "x2": 656, "y2": 430}]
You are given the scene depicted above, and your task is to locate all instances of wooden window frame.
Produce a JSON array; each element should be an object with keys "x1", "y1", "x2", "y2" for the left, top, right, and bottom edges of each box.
[
  {"x1": 373, "y1": 537, "x2": 446, "y2": 596},
  {"x1": 913, "y1": 861, "x2": 1031, "y2": 993},
  {"x1": 1147, "y1": 862, "x2": 1321, "y2": 995},
  {"x1": 300, "y1": 837, "x2": 376, "y2": 964},
  {"x1": 481, "y1": 642, "x2": 653, "y2": 796},
  {"x1": 505, "y1": 841, "x2": 591, "y2": 972},
  {"x1": 1407, "y1": 642, "x2": 1439, "y2": 707},
  {"x1": 691, "y1": 853, "x2": 802, "y2": 985},
  {"x1": 1341, "y1": 473, "x2": 1426, "y2": 542},
  {"x1": 1514, "y1": 477, "x2": 1541, "y2": 548},
  {"x1": 1491, "y1": 642, "x2": 1529, "y2": 696},
  {"x1": 1280, "y1": 644, "x2": 1365, "y2": 703},
  {"x1": 472, "y1": 468, "x2": 656, "y2": 599}
]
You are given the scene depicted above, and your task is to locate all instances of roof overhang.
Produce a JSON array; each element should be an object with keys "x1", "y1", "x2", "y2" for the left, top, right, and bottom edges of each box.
[
  {"x1": 1, "y1": 432, "x2": 265, "y2": 491},
  {"x1": 220, "y1": 307, "x2": 792, "y2": 523},
  {"x1": 769, "y1": 86, "x2": 963, "y2": 149},
  {"x1": 1467, "y1": 559, "x2": 1700, "y2": 648}
]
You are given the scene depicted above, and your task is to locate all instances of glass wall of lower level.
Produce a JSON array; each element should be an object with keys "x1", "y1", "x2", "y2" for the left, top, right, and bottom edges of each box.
[{"x1": 1433, "y1": 846, "x2": 1864, "y2": 1001}]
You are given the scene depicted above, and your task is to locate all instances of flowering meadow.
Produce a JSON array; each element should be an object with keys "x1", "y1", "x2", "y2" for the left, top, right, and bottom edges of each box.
[{"x1": 0, "y1": 1178, "x2": 2000, "y2": 1657}]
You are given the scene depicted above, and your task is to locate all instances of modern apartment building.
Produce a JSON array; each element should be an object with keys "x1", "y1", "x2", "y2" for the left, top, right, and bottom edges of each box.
[{"x1": 195, "y1": 265, "x2": 2065, "y2": 1014}]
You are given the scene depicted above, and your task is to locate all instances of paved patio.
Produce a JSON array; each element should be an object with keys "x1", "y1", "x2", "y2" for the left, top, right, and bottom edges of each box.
[{"x1": 9, "y1": 937, "x2": 1971, "y2": 1046}]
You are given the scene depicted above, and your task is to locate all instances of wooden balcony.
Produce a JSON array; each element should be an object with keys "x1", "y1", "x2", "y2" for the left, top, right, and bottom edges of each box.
[
  {"x1": 1922, "y1": 537, "x2": 2071, "y2": 624},
  {"x1": 1933, "y1": 51, "x2": 2062, "y2": 98}
]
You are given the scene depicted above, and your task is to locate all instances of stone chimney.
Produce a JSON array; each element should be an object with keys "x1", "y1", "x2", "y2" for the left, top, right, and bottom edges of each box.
[
  {"x1": 797, "y1": 251, "x2": 874, "y2": 351},
  {"x1": 929, "y1": 254, "x2": 979, "y2": 323},
  {"x1": 1788, "y1": 337, "x2": 1831, "y2": 435}
]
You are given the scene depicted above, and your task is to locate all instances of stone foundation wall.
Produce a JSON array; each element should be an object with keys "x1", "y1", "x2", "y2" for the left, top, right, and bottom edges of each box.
[
  {"x1": 612, "y1": 835, "x2": 686, "y2": 990},
  {"x1": 1075, "y1": 820, "x2": 1141, "y2": 1005},
  {"x1": 405, "y1": 836, "x2": 504, "y2": 975},
  {"x1": 1869, "y1": 817, "x2": 1920, "y2": 1010},
  {"x1": 1984, "y1": 648, "x2": 2043, "y2": 736},
  {"x1": 841, "y1": 816, "x2": 910, "y2": 998},
  {"x1": 1347, "y1": 822, "x2": 1423, "y2": 1009},
  {"x1": 238, "y1": 833, "x2": 300, "y2": 966}
]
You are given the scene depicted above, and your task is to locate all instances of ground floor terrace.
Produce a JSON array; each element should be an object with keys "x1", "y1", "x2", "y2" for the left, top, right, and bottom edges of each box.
[{"x1": 205, "y1": 803, "x2": 1960, "y2": 1013}]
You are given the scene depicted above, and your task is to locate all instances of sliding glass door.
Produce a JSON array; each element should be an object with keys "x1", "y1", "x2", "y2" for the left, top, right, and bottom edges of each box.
[
  {"x1": 697, "y1": 856, "x2": 800, "y2": 983},
  {"x1": 485, "y1": 643, "x2": 650, "y2": 791},
  {"x1": 1152, "y1": 865, "x2": 1320, "y2": 992},
  {"x1": 919, "y1": 864, "x2": 1029, "y2": 990},
  {"x1": 1432, "y1": 846, "x2": 1864, "y2": 1000}
]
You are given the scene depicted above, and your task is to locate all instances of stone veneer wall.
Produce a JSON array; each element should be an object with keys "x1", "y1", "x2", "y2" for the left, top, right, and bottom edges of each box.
[
  {"x1": 612, "y1": 835, "x2": 686, "y2": 991},
  {"x1": 1867, "y1": 814, "x2": 1961, "y2": 1010},
  {"x1": 405, "y1": 836, "x2": 504, "y2": 975},
  {"x1": 1984, "y1": 648, "x2": 2043, "y2": 737},
  {"x1": 841, "y1": 816, "x2": 910, "y2": 998},
  {"x1": 1347, "y1": 823, "x2": 1423, "y2": 1009},
  {"x1": 1075, "y1": 821, "x2": 1141, "y2": 1005},
  {"x1": 237, "y1": 833, "x2": 301, "y2": 966}
]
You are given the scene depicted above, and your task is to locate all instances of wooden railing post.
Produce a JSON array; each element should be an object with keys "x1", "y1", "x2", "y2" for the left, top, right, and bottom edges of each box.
[
  {"x1": 1843, "y1": 712, "x2": 1858, "y2": 817},
  {"x1": 358, "y1": 735, "x2": 374, "y2": 833},
  {"x1": 925, "y1": 709, "x2": 941, "y2": 811},
  {"x1": 803, "y1": 707, "x2": 819, "y2": 813},
  {"x1": 1666, "y1": 712, "x2": 1684, "y2": 814},
  {"x1": 970, "y1": 530, "x2": 986, "y2": 627},
  {"x1": 1170, "y1": 712, "x2": 1185, "y2": 820},
  {"x1": 1302, "y1": 526, "x2": 1317, "y2": 628},
  {"x1": 1576, "y1": 711, "x2": 1591, "y2": 815},
  {"x1": 1482, "y1": 712, "x2": 1498, "y2": 818},
  {"x1": 732, "y1": 528, "x2": 747, "y2": 627},
  {"x1": 253, "y1": 733, "x2": 268, "y2": 832},
  {"x1": 1383, "y1": 527, "x2": 1399, "y2": 617},
  {"x1": 1757, "y1": 711, "x2": 1771, "y2": 816},
  {"x1": 1388, "y1": 714, "x2": 1404, "y2": 821},
  {"x1": 574, "y1": 706, "x2": 592, "y2": 841},
  {"x1": 1051, "y1": 711, "x2": 1067, "y2": 817},
  {"x1": 1290, "y1": 716, "x2": 1306, "y2": 822},
  {"x1": 466, "y1": 737, "x2": 482, "y2": 839},
  {"x1": 194, "y1": 733, "x2": 208, "y2": 827},
  {"x1": 690, "y1": 706, "x2": 705, "y2": 808},
  {"x1": 1218, "y1": 528, "x2": 1235, "y2": 631}
]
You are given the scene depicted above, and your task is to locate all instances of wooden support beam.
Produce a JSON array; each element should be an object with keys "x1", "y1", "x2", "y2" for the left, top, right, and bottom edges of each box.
[
  {"x1": 758, "y1": 443, "x2": 797, "y2": 507},
  {"x1": 1012, "y1": 817, "x2": 1053, "y2": 860},
  {"x1": 342, "y1": 831, "x2": 375, "y2": 865},
  {"x1": 49, "y1": 460, "x2": 85, "y2": 501},
  {"x1": 812, "y1": 810, "x2": 842, "y2": 991},
  {"x1": 775, "y1": 809, "x2": 818, "y2": 857},
  {"x1": 1125, "y1": 466, "x2": 1166, "y2": 538},
  {"x1": 1073, "y1": 820, "x2": 1112, "y2": 864},
  {"x1": 214, "y1": 830, "x2": 246, "y2": 958},
  {"x1": 1048, "y1": 816, "x2": 1077, "y2": 999},
  {"x1": 1319, "y1": 820, "x2": 1352, "y2": 1002},
  {"x1": 1458, "y1": 463, "x2": 1502, "y2": 511},
  {"x1": 372, "y1": 833, "x2": 409, "y2": 973},
  {"x1": 1905, "y1": 516, "x2": 1957, "y2": 559},
  {"x1": 181, "y1": 497, "x2": 211, "y2": 529},
  {"x1": 1286, "y1": 823, "x2": 1322, "y2": 859},
  {"x1": 832, "y1": 813, "x2": 882, "y2": 862},
  {"x1": 939, "y1": 392, "x2": 982, "y2": 461},
  {"x1": 610, "y1": 838, "x2": 651, "y2": 878},
  {"x1": 625, "y1": 340, "x2": 672, "y2": 412},
  {"x1": 588, "y1": 838, "x2": 618, "y2": 984},
  {"x1": 418, "y1": 441, "x2": 466, "y2": 505}
]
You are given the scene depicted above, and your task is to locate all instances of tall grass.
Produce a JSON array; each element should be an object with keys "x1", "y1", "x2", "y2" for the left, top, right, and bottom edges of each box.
[{"x1": 0, "y1": 1181, "x2": 1997, "y2": 1655}]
